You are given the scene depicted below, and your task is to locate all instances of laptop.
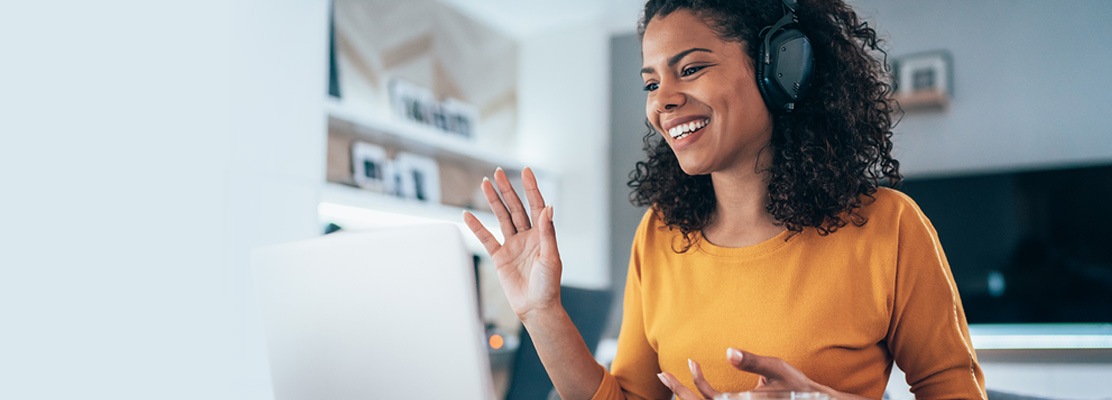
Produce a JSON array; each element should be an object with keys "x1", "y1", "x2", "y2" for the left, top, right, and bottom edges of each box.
[{"x1": 251, "y1": 223, "x2": 494, "y2": 400}]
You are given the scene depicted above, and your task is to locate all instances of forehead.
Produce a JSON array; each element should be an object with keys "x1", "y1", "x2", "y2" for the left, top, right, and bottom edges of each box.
[{"x1": 641, "y1": 9, "x2": 731, "y2": 64}]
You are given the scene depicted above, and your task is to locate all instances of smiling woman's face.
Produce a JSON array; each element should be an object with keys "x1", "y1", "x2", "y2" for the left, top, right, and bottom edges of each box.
[{"x1": 641, "y1": 9, "x2": 773, "y2": 176}]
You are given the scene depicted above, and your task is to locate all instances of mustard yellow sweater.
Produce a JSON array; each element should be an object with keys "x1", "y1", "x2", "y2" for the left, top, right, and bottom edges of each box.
[{"x1": 591, "y1": 188, "x2": 986, "y2": 399}]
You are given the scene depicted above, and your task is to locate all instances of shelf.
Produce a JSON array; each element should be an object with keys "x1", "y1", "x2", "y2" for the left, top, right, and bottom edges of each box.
[
  {"x1": 318, "y1": 182, "x2": 503, "y2": 254},
  {"x1": 321, "y1": 98, "x2": 552, "y2": 256},
  {"x1": 969, "y1": 323, "x2": 1112, "y2": 350},
  {"x1": 325, "y1": 97, "x2": 526, "y2": 171}
]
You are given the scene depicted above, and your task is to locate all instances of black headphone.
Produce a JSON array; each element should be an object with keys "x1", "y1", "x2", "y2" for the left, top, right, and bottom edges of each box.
[{"x1": 756, "y1": 0, "x2": 815, "y2": 113}]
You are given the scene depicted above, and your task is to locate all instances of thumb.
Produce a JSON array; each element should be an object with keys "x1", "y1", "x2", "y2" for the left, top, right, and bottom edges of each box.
[{"x1": 539, "y1": 205, "x2": 561, "y2": 262}]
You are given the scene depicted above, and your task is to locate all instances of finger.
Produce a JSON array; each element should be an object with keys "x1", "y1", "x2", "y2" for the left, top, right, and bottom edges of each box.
[
  {"x1": 493, "y1": 167, "x2": 531, "y2": 232},
  {"x1": 657, "y1": 372, "x2": 704, "y2": 400},
  {"x1": 481, "y1": 177, "x2": 517, "y2": 238},
  {"x1": 727, "y1": 348, "x2": 783, "y2": 379},
  {"x1": 688, "y1": 359, "x2": 721, "y2": 399},
  {"x1": 730, "y1": 348, "x2": 821, "y2": 394},
  {"x1": 521, "y1": 167, "x2": 547, "y2": 225},
  {"x1": 538, "y1": 205, "x2": 561, "y2": 263},
  {"x1": 462, "y1": 210, "x2": 501, "y2": 256},
  {"x1": 728, "y1": 348, "x2": 805, "y2": 385}
]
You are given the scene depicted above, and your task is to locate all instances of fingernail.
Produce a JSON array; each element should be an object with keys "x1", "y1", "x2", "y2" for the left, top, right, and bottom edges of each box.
[
  {"x1": 657, "y1": 372, "x2": 668, "y2": 386},
  {"x1": 483, "y1": 176, "x2": 490, "y2": 183},
  {"x1": 727, "y1": 348, "x2": 743, "y2": 363},
  {"x1": 496, "y1": 167, "x2": 504, "y2": 173},
  {"x1": 688, "y1": 359, "x2": 697, "y2": 375}
]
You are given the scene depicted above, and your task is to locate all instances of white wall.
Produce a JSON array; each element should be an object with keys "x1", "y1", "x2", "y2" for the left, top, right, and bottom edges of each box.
[
  {"x1": 0, "y1": 0, "x2": 328, "y2": 398},
  {"x1": 849, "y1": 0, "x2": 1112, "y2": 178},
  {"x1": 1, "y1": 1, "x2": 617, "y2": 397},
  {"x1": 518, "y1": 18, "x2": 613, "y2": 289}
]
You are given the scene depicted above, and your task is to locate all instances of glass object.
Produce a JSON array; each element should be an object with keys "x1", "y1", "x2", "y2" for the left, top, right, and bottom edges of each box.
[{"x1": 714, "y1": 391, "x2": 831, "y2": 400}]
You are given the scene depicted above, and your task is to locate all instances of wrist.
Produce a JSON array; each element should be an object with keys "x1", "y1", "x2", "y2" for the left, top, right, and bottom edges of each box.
[{"x1": 519, "y1": 302, "x2": 567, "y2": 329}]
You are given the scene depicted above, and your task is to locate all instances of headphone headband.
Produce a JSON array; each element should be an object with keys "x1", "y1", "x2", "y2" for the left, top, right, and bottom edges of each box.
[
  {"x1": 782, "y1": 0, "x2": 799, "y2": 13},
  {"x1": 762, "y1": 9, "x2": 797, "y2": 65}
]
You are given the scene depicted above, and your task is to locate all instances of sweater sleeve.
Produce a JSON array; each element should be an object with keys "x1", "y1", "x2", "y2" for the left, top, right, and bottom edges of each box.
[
  {"x1": 591, "y1": 210, "x2": 670, "y2": 400},
  {"x1": 886, "y1": 194, "x2": 987, "y2": 400}
]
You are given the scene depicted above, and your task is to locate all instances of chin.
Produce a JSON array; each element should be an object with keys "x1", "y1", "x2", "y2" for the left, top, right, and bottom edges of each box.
[{"x1": 674, "y1": 156, "x2": 712, "y2": 176}]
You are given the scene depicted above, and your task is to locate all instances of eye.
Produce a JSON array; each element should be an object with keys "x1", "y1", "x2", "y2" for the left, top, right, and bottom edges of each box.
[
  {"x1": 681, "y1": 65, "x2": 706, "y2": 77},
  {"x1": 643, "y1": 82, "x2": 659, "y2": 92}
]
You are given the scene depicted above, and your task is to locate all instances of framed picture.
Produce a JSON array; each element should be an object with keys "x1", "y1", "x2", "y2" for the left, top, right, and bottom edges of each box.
[
  {"x1": 439, "y1": 98, "x2": 479, "y2": 139},
  {"x1": 892, "y1": 50, "x2": 952, "y2": 111},
  {"x1": 351, "y1": 141, "x2": 394, "y2": 194},
  {"x1": 388, "y1": 78, "x2": 437, "y2": 125},
  {"x1": 393, "y1": 152, "x2": 441, "y2": 203},
  {"x1": 388, "y1": 78, "x2": 480, "y2": 139}
]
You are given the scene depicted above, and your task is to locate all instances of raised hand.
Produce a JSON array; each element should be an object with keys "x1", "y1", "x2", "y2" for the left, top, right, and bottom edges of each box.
[{"x1": 462, "y1": 167, "x2": 562, "y2": 322}]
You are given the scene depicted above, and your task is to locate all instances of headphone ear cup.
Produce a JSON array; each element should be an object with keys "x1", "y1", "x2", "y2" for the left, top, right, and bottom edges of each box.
[
  {"x1": 756, "y1": 38, "x2": 775, "y2": 110},
  {"x1": 757, "y1": 27, "x2": 815, "y2": 113}
]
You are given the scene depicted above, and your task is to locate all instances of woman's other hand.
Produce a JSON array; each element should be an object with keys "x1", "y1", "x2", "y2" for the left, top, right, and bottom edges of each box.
[
  {"x1": 462, "y1": 167, "x2": 562, "y2": 323},
  {"x1": 658, "y1": 348, "x2": 870, "y2": 399}
]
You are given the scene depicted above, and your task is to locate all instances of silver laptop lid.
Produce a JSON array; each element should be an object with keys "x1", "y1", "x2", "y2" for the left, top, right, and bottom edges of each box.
[{"x1": 252, "y1": 223, "x2": 493, "y2": 400}]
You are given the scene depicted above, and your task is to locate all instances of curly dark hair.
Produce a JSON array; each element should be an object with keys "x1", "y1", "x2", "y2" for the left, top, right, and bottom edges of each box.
[{"x1": 628, "y1": 0, "x2": 902, "y2": 250}]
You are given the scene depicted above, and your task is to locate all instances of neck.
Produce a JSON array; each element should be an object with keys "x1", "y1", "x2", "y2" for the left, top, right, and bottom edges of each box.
[{"x1": 703, "y1": 146, "x2": 783, "y2": 247}]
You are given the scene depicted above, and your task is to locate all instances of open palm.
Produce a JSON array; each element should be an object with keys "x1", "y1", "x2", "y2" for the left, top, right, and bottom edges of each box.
[{"x1": 463, "y1": 167, "x2": 563, "y2": 320}]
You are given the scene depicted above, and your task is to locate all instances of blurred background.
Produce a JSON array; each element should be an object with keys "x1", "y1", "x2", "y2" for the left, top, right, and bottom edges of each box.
[{"x1": 2, "y1": 0, "x2": 1110, "y2": 399}]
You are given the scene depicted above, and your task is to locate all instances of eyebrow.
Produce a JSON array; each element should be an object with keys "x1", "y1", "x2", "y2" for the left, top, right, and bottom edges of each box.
[{"x1": 640, "y1": 47, "x2": 713, "y2": 75}]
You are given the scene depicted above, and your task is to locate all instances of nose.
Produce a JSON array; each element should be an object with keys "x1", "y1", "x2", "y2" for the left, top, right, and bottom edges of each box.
[{"x1": 650, "y1": 82, "x2": 686, "y2": 114}]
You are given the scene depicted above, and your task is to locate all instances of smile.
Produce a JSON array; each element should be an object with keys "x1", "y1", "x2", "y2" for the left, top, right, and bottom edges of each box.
[{"x1": 668, "y1": 118, "x2": 710, "y2": 140}]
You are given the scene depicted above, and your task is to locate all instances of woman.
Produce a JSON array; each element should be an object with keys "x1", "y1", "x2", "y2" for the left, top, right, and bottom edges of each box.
[{"x1": 463, "y1": 0, "x2": 986, "y2": 398}]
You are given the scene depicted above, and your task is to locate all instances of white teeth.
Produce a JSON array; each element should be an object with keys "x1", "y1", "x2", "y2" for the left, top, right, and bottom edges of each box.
[{"x1": 668, "y1": 118, "x2": 710, "y2": 139}]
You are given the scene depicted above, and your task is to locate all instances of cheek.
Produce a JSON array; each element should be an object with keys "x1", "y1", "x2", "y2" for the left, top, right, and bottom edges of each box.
[{"x1": 718, "y1": 79, "x2": 767, "y2": 121}]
